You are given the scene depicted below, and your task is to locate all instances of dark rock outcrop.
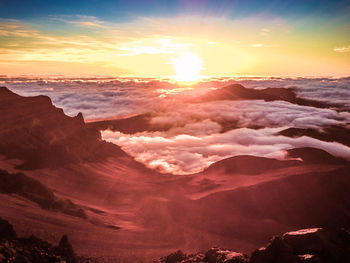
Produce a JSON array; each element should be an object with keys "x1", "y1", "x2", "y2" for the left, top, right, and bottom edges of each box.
[
  {"x1": 0, "y1": 217, "x2": 77, "y2": 263},
  {"x1": 53, "y1": 235, "x2": 76, "y2": 263},
  {"x1": 286, "y1": 147, "x2": 348, "y2": 165},
  {"x1": 250, "y1": 228, "x2": 350, "y2": 263},
  {"x1": 197, "y1": 84, "x2": 332, "y2": 109},
  {"x1": 156, "y1": 228, "x2": 350, "y2": 263},
  {"x1": 155, "y1": 248, "x2": 248, "y2": 263},
  {"x1": 87, "y1": 113, "x2": 156, "y2": 134},
  {"x1": 0, "y1": 86, "x2": 125, "y2": 169},
  {"x1": 204, "y1": 247, "x2": 249, "y2": 263},
  {"x1": 278, "y1": 126, "x2": 350, "y2": 147},
  {"x1": 0, "y1": 218, "x2": 17, "y2": 240}
]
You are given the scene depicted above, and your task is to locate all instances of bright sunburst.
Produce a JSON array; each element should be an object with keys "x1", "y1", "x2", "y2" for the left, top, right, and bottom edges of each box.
[{"x1": 173, "y1": 52, "x2": 203, "y2": 82}]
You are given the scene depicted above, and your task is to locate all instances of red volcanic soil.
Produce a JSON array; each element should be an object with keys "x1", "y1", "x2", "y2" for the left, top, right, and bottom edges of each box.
[
  {"x1": 0, "y1": 86, "x2": 350, "y2": 262},
  {"x1": 202, "y1": 155, "x2": 302, "y2": 175}
]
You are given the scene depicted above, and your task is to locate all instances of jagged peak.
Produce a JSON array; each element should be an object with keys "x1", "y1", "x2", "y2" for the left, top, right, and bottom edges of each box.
[{"x1": 73, "y1": 112, "x2": 85, "y2": 124}]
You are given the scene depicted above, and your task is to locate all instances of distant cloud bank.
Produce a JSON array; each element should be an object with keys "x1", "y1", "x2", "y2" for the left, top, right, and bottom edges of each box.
[{"x1": 2, "y1": 76, "x2": 350, "y2": 174}]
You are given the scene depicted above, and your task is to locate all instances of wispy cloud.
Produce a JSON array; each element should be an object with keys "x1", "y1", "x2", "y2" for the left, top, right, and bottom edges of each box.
[
  {"x1": 0, "y1": 20, "x2": 40, "y2": 37},
  {"x1": 260, "y1": 28, "x2": 270, "y2": 36},
  {"x1": 334, "y1": 45, "x2": 350, "y2": 52},
  {"x1": 103, "y1": 127, "x2": 350, "y2": 174},
  {"x1": 0, "y1": 14, "x2": 349, "y2": 77},
  {"x1": 51, "y1": 15, "x2": 107, "y2": 28}
]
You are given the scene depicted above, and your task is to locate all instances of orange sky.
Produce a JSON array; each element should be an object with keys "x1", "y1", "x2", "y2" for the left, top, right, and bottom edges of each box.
[{"x1": 1, "y1": 14, "x2": 349, "y2": 78}]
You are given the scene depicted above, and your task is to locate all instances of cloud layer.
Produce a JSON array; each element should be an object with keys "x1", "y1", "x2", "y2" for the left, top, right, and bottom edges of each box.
[
  {"x1": 102, "y1": 127, "x2": 350, "y2": 175},
  {"x1": 3, "y1": 76, "x2": 350, "y2": 174}
]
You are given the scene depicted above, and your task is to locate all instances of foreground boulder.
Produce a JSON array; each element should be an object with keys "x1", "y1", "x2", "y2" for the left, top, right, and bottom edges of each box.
[
  {"x1": 0, "y1": 217, "x2": 77, "y2": 263},
  {"x1": 204, "y1": 247, "x2": 249, "y2": 263},
  {"x1": 0, "y1": 218, "x2": 17, "y2": 240},
  {"x1": 155, "y1": 247, "x2": 248, "y2": 263},
  {"x1": 156, "y1": 228, "x2": 350, "y2": 263},
  {"x1": 250, "y1": 228, "x2": 350, "y2": 263}
]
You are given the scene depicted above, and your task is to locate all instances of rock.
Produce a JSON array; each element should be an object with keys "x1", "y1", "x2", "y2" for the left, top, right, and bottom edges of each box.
[
  {"x1": 156, "y1": 248, "x2": 248, "y2": 263},
  {"x1": 181, "y1": 252, "x2": 205, "y2": 263},
  {"x1": 165, "y1": 250, "x2": 187, "y2": 263},
  {"x1": 54, "y1": 235, "x2": 76, "y2": 263},
  {"x1": 155, "y1": 250, "x2": 204, "y2": 263},
  {"x1": 0, "y1": 218, "x2": 17, "y2": 240},
  {"x1": 204, "y1": 247, "x2": 248, "y2": 263},
  {"x1": 250, "y1": 228, "x2": 350, "y2": 263},
  {"x1": 286, "y1": 147, "x2": 348, "y2": 165},
  {"x1": 156, "y1": 228, "x2": 350, "y2": 263},
  {"x1": 250, "y1": 236, "x2": 298, "y2": 263},
  {"x1": 278, "y1": 126, "x2": 350, "y2": 148},
  {"x1": 0, "y1": 217, "x2": 81, "y2": 263},
  {"x1": 197, "y1": 84, "x2": 332, "y2": 109},
  {"x1": 0, "y1": 86, "x2": 126, "y2": 169}
]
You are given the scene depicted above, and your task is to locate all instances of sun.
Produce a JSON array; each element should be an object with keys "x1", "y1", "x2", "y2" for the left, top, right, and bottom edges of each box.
[{"x1": 173, "y1": 52, "x2": 203, "y2": 82}]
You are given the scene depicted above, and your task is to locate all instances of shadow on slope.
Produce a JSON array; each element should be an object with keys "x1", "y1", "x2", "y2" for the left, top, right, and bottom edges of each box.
[
  {"x1": 0, "y1": 169, "x2": 86, "y2": 219},
  {"x1": 180, "y1": 165, "x2": 350, "y2": 247},
  {"x1": 202, "y1": 155, "x2": 302, "y2": 175}
]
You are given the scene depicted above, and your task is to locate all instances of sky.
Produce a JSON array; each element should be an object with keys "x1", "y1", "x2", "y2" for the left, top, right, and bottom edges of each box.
[{"x1": 0, "y1": 0, "x2": 350, "y2": 77}]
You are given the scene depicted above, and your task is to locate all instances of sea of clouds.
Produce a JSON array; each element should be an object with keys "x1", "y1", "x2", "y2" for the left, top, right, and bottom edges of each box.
[{"x1": 2, "y1": 76, "x2": 350, "y2": 174}]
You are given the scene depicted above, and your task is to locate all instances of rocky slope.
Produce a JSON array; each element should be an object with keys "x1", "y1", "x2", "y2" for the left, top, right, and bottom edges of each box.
[
  {"x1": 0, "y1": 217, "x2": 77, "y2": 263},
  {"x1": 3, "y1": 215, "x2": 349, "y2": 263},
  {"x1": 157, "y1": 228, "x2": 350, "y2": 263},
  {"x1": 0, "y1": 86, "x2": 125, "y2": 169}
]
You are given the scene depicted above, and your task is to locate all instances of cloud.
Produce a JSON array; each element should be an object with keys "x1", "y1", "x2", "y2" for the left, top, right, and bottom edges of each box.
[
  {"x1": 237, "y1": 77, "x2": 350, "y2": 112},
  {"x1": 1, "y1": 14, "x2": 348, "y2": 77},
  {"x1": 102, "y1": 127, "x2": 350, "y2": 175},
  {"x1": 4, "y1": 77, "x2": 350, "y2": 121},
  {"x1": 334, "y1": 45, "x2": 350, "y2": 52},
  {"x1": 0, "y1": 20, "x2": 40, "y2": 37},
  {"x1": 148, "y1": 99, "x2": 349, "y2": 132},
  {"x1": 260, "y1": 28, "x2": 270, "y2": 36},
  {"x1": 4, "y1": 77, "x2": 350, "y2": 175},
  {"x1": 51, "y1": 15, "x2": 107, "y2": 28}
]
